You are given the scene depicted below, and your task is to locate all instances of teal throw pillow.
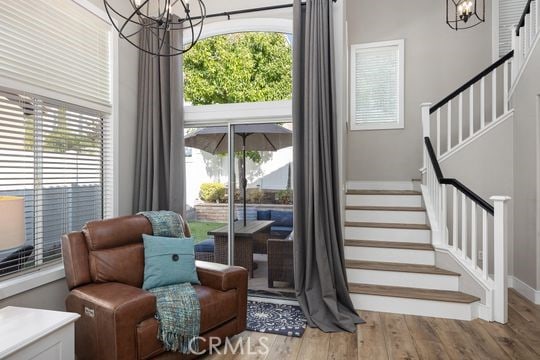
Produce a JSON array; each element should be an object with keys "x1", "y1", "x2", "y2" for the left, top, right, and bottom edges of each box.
[{"x1": 142, "y1": 234, "x2": 200, "y2": 290}]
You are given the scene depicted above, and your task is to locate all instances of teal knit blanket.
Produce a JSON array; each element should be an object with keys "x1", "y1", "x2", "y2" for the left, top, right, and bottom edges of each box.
[
  {"x1": 139, "y1": 210, "x2": 185, "y2": 238},
  {"x1": 149, "y1": 283, "x2": 200, "y2": 353},
  {"x1": 139, "y1": 211, "x2": 200, "y2": 354}
]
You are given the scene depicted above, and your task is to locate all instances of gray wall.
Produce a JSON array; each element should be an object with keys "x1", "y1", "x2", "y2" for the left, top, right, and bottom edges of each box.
[
  {"x1": 0, "y1": 0, "x2": 139, "y2": 311},
  {"x1": 439, "y1": 117, "x2": 515, "y2": 282},
  {"x1": 0, "y1": 280, "x2": 68, "y2": 311},
  {"x1": 512, "y1": 44, "x2": 540, "y2": 290},
  {"x1": 346, "y1": 0, "x2": 493, "y2": 181}
]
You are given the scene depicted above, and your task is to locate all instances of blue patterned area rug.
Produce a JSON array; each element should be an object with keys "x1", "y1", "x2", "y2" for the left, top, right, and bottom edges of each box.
[{"x1": 246, "y1": 301, "x2": 307, "y2": 337}]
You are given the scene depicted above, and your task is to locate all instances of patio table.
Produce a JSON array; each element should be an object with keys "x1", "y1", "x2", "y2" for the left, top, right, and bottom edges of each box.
[{"x1": 208, "y1": 220, "x2": 274, "y2": 278}]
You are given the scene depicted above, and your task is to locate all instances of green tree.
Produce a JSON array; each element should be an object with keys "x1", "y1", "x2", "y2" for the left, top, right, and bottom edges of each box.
[
  {"x1": 184, "y1": 32, "x2": 292, "y2": 187},
  {"x1": 24, "y1": 107, "x2": 100, "y2": 154},
  {"x1": 184, "y1": 32, "x2": 292, "y2": 107}
]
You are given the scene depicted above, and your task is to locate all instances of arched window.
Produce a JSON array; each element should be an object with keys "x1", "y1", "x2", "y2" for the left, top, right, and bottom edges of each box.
[{"x1": 183, "y1": 19, "x2": 293, "y2": 125}]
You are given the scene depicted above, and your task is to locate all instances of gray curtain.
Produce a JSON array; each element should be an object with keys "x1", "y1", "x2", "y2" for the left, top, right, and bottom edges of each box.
[
  {"x1": 293, "y1": 0, "x2": 363, "y2": 332},
  {"x1": 133, "y1": 23, "x2": 185, "y2": 214}
]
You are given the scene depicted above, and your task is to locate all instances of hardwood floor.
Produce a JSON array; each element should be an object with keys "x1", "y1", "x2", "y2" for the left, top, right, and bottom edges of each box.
[{"x1": 202, "y1": 290, "x2": 540, "y2": 359}]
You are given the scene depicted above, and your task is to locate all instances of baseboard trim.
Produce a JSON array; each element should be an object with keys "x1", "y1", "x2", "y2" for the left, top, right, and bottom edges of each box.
[
  {"x1": 508, "y1": 276, "x2": 540, "y2": 304},
  {"x1": 347, "y1": 181, "x2": 413, "y2": 191}
]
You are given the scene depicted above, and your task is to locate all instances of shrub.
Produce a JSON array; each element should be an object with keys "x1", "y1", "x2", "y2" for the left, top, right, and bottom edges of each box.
[
  {"x1": 276, "y1": 189, "x2": 292, "y2": 204},
  {"x1": 199, "y1": 182, "x2": 226, "y2": 203},
  {"x1": 248, "y1": 188, "x2": 264, "y2": 203}
]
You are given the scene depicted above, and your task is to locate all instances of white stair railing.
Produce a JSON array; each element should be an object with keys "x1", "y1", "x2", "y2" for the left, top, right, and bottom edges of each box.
[
  {"x1": 512, "y1": 0, "x2": 540, "y2": 83},
  {"x1": 422, "y1": 105, "x2": 510, "y2": 323},
  {"x1": 427, "y1": 53, "x2": 514, "y2": 160}
]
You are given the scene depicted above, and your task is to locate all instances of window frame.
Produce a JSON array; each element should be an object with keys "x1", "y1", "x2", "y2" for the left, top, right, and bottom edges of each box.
[
  {"x1": 182, "y1": 19, "x2": 294, "y2": 125},
  {"x1": 0, "y1": 0, "x2": 118, "y2": 298},
  {"x1": 350, "y1": 39, "x2": 405, "y2": 131}
]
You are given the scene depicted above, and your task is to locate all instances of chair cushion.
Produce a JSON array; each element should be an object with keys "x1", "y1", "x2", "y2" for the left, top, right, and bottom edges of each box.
[
  {"x1": 195, "y1": 239, "x2": 215, "y2": 253},
  {"x1": 142, "y1": 235, "x2": 200, "y2": 290},
  {"x1": 236, "y1": 207, "x2": 257, "y2": 221},
  {"x1": 271, "y1": 226, "x2": 294, "y2": 239},
  {"x1": 257, "y1": 210, "x2": 271, "y2": 220},
  {"x1": 136, "y1": 285, "x2": 238, "y2": 359},
  {"x1": 270, "y1": 210, "x2": 293, "y2": 227}
]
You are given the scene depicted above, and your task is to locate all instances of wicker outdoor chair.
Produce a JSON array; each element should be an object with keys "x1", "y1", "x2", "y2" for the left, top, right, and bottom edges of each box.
[
  {"x1": 267, "y1": 237, "x2": 294, "y2": 288},
  {"x1": 195, "y1": 238, "x2": 215, "y2": 262}
]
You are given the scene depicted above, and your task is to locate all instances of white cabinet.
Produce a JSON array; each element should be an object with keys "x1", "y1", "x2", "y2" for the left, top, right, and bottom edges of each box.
[{"x1": 0, "y1": 306, "x2": 79, "y2": 360}]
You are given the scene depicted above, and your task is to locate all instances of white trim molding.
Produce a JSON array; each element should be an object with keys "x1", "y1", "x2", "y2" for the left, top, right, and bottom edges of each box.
[
  {"x1": 184, "y1": 18, "x2": 293, "y2": 43},
  {"x1": 509, "y1": 276, "x2": 540, "y2": 304},
  {"x1": 184, "y1": 100, "x2": 292, "y2": 127},
  {"x1": 0, "y1": 264, "x2": 65, "y2": 301}
]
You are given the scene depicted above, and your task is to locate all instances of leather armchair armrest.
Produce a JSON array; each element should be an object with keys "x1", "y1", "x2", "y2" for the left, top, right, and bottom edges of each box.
[
  {"x1": 66, "y1": 282, "x2": 156, "y2": 360},
  {"x1": 196, "y1": 261, "x2": 248, "y2": 333},
  {"x1": 196, "y1": 260, "x2": 248, "y2": 291}
]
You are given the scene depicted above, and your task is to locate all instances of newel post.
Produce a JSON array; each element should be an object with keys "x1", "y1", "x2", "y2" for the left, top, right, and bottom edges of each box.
[
  {"x1": 421, "y1": 103, "x2": 432, "y2": 170},
  {"x1": 491, "y1": 195, "x2": 511, "y2": 324}
]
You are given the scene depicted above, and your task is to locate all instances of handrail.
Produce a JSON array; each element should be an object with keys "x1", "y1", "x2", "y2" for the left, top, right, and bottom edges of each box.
[
  {"x1": 424, "y1": 137, "x2": 494, "y2": 214},
  {"x1": 516, "y1": 0, "x2": 534, "y2": 36},
  {"x1": 429, "y1": 51, "x2": 514, "y2": 114}
]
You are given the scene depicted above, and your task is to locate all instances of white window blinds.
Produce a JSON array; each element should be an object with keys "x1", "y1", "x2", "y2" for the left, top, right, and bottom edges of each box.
[
  {"x1": 351, "y1": 40, "x2": 404, "y2": 130},
  {"x1": 499, "y1": 0, "x2": 528, "y2": 57},
  {"x1": 0, "y1": 0, "x2": 111, "y2": 110},
  {"x1": 0, "y1": 88, "x2": 106, "y2": 276}
]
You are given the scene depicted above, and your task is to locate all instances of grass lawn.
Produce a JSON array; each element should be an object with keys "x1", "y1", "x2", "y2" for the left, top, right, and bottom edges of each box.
[{"x1": 189, "y1": 220, "x2": 225, "y2": 243}]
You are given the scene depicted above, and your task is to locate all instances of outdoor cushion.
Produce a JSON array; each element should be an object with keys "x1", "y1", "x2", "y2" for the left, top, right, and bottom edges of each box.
[
  {"x1": 236, "y1": 207, "x2": 257, "y2": 221},
  {"x1": 270, "y1": 210, "x2": 293, "y2": 227},
  {"x1": 271, "y1": 226, "x2": 293, "y2": 233},
  {"x1": 194, "y1": 239, "x2": 215, "y2": 253},
  {"x1": 257, "y1": 210, "x2": 271, "y2": 220}
]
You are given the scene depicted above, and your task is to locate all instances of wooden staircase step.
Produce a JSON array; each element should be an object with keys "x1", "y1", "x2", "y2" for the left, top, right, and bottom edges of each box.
[
  {"x1": 349, "y1": 283, "x2": 479, "y2": 304},
  {"x1": 346, "y1": 190, "x2": 422, "y2": 196},
  {"x1": 346, "y1": 205, "x2": 426, "y2": 212},
  {"x1": 345, "y1": 260, "x2": 460, "y2": 276},
  {"x1": 344, "y1": 239, "x2": 433, "y2": 251},
  {"x1": 345, "y1": 221, "x2": 430, "y2": 230}
]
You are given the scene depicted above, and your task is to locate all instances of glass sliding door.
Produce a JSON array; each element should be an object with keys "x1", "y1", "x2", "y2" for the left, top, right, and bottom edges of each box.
[
  {"x1": 232, "y1": 123, "x2": 294, "y2": 299},
  {"x1": 185, "y1": 122, "x2": 294, "y2": 300},
  {"x1": 184, "y1": 126, "x2": 229, "y2": 252}
]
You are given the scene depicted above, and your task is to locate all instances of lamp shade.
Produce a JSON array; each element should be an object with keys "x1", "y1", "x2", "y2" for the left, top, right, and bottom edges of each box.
[{"x1": 0, "y1": 196, "x2": 25, "y2": 250}]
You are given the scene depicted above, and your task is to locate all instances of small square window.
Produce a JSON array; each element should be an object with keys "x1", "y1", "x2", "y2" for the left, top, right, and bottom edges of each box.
[{"x1": 350, "y1": 40, "x2": 404, "y2": 130}]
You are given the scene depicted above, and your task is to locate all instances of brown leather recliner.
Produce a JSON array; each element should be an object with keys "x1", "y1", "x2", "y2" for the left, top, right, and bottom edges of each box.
[{"x1": 62, "y1": 214, "x2": 248, "y2": 360}]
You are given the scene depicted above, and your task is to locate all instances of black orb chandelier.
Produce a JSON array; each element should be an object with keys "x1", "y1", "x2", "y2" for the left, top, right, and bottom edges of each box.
[
  {"x1": 104, "y1": 0, "x2": 207, "y2": 56},
  {"x1": 446, "y1": 0, "x2": 485, "y2": 31}
]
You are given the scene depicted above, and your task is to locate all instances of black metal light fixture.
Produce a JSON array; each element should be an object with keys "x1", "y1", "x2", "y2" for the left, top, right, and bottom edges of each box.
[
  {"x1": 104, "y1": 0, "x2": 206, "y2": 57},
  {"x1": 446, "y1": 0, "x2": 485, "y2": 30}
]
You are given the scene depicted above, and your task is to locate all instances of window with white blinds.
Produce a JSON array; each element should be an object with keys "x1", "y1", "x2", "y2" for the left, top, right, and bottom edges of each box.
[
  {"x1": 499, "y1": 0, "x2": 529, "y2": 57},
  {"x1": 0, "y1": 0, "x2": 114, "y2": 279},
  {"x1": 0, "y1": 0, "x2": 111, "y2": 111},
  {"x1": 350, "y1": 40, "x2": 404, "y2": 131},
  {"x1": 0, "y1": 88, "x2": 107, "y2": 277}
]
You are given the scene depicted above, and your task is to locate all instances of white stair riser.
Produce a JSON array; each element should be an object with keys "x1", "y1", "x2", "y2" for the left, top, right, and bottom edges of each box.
[
  {"x1": 345, "y1": 227, "x2": 431, "y2": 243},
  {"x1": 346, "y1": 269, "x2": 459, "y2": 291},
  {"x1": 351, "y1": 294, "x2": 476, "y2": 320},
  {"x1": 345, "y1": 209, "x2": 426, "y2": 224},
  {"x1": 347, "y1": 181, "x2": 414, "y2": 191},
  {"x1": 346, "y1": 194, "x2": 422, "y2": 207},
  {"x1": 344, "y1": 246, "x2": 434, "y2": 265}
]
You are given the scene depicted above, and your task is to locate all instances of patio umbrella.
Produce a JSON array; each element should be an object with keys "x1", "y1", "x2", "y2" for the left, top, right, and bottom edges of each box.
[{"x1": 185, "y1": 124, "x2": 292, "y2": 225}]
